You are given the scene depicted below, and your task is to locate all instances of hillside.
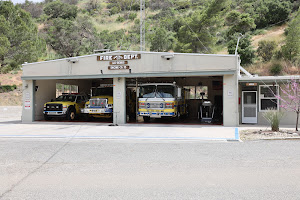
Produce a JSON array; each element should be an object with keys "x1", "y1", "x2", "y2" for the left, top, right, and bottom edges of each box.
[
  {"x1": 0, "y1": 0, "x2": 299, "y2": 106},
  {"x1": 0, "y1": 71, "x2": 22, "y2": 106}
]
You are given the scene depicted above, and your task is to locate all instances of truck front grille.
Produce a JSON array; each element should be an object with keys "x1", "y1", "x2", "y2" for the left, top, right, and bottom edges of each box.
[
  {"x1": 147, "y1": 102, "x2": 165, "y2": 109},
  {"x1": 90, "y1": 99, "x2": 107, "y2": 108},
  {"x1": 45, "y1": 104, "x2": 62, "y2": 111}
]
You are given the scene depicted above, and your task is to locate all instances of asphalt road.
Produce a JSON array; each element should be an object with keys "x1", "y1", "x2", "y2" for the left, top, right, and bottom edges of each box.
[{"x1": 1, "y1": 138, "x2": 300, "y2": 200}]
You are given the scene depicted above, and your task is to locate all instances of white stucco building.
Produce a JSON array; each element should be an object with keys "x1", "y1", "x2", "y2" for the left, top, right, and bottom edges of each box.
[{"x1": 21, "y1": 51, "x2": 299, "y2": 127}]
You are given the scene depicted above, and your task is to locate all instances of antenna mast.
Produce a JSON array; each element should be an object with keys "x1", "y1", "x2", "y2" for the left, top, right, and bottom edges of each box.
[{"x1": 140, "y1": 0, "x2": 145, "y2": 51}]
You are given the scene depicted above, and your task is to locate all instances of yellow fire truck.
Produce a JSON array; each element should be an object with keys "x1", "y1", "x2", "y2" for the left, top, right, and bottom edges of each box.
[
  {"x1": 138, "y1": 83, "x2": 188, "y2": 122},
  {"x1": 81, "y1": 86, "x2": 113, "y2": 119}
]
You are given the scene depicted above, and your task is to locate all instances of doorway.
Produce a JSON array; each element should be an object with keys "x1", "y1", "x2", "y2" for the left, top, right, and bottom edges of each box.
[{"x1": 242, "y1": 91, "x2": 257, "y2": 124}]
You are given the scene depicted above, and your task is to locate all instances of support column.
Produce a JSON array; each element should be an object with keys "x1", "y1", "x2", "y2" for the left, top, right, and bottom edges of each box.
[
  {"x1": 223, "y1": 74, "x2": 239, "y2": 127},
  {"x1": 113, "y1": 77, "x2": 126, "y2": 125},
  {"x1": 22, "y1": 80, "x2": 35, "y2": 122}
]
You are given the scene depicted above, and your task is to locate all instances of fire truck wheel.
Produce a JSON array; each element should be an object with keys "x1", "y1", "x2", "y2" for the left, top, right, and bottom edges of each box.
[
  {"x1": 143, "y1": 116, "x2": 150, "y2": 122},
  {"x1": 67, "y1": 107, "x2": 76, "y2": 121}
]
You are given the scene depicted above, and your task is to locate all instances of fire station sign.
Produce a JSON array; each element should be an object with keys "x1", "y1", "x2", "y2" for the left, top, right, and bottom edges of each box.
[
  {"x1": 97, "y1": 54, "x2": 141, "y2": 61},
  {"x1": 109, "y1": 61, "x2": 128, "y2": 65},
  {"x1": 108, "y1": 66, "x2": 130, "y2": 70}
]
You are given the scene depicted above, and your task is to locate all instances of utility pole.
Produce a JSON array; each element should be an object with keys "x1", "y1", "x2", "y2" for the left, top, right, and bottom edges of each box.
[{"x1": 140, "y1": 0, "x2": 145, "y2": 51}]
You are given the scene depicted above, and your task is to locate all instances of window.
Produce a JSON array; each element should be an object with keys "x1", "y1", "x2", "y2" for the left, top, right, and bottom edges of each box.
[
  {"x1": 56, "y1": 83, "x2": 78, "y2": 97},
  {"x1": 184, "y1": 86, "x2": 208, "y2": 100},
  {"x1": 259, "y1": 85, "x2": 279, "y2": 111}
]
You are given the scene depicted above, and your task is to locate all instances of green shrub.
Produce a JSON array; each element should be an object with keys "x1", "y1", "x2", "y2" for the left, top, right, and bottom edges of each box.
[
  {"x1": 270, "y1": 62, "x2": 283, "y2": 75},
  {"x1": 262, "y1": 108, "x2": 284, "y2": 131},
  {"x1": 0, "y1": 84, "x2": 17, "y2": 93},
  {"x1": 257, "y1": 40, "x2": 277, "y2": 62},
  {"x1": 116, "y1": 15, "x2": 125, "y2": 22},
  {"x1": 9, "y1": 61, "x2": 18, "y2": 70},
  {"x1": 0, "y1": 65, "x2": 12, "y2": 74},
  {"x1": 128, "y1": 12, "x2": 137, "y2": 21},
  {"x1": 109, "y1": 6, "x2": 120, "y2": 15}
]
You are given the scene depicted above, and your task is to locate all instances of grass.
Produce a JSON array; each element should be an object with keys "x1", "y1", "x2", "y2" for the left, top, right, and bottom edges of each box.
[
  {"x1": 252, "y1": 24, "x2": 287, "y2": 49},
  {"x1": 246, "y1": 60, "x2": 299, "y2": 76}
]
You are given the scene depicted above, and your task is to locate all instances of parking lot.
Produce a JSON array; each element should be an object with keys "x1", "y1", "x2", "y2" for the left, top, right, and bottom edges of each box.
[{"x1": 0, "y1": 106, "x2": 238, "y2": 141}]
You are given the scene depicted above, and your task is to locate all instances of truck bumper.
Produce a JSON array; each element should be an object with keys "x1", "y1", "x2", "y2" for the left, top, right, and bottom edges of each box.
[
  {"x1": 138, "y1": 111, "x2": 175, "y2": 118},
  {"x1": 81, "y1": 108, "x2": 113, "y2": 114},
  {"x1": 43, "y1": 111, "x2": 66, "y2": 116}
]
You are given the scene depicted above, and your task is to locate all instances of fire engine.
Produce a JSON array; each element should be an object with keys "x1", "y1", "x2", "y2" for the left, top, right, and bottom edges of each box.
[
  {"x1": 138, "y1": 83, "x2": 188, "y2": 122},
  {"x1": 81, "y1": 86, "x2": 113, "y2": 119}
]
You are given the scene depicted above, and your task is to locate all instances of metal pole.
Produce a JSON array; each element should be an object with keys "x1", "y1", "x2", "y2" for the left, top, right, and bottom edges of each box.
[
  {"x1": 235, "y1": 33, "x2": 243, "y2": 55},
  {"x1": 135, "y1": 78, "x2": 138, "y2": 122},
  {"x1": 140, "y1": 0, "x2": 145, "y2": 51}
]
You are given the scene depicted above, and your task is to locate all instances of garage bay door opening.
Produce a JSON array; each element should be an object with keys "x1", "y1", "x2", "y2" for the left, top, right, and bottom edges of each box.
[
  {"x1": 35, "y1": 78, "x2": 114, "y2": 123},
  {"x1": 126, "y1": 76, "x2": 224, "y2": 125}
]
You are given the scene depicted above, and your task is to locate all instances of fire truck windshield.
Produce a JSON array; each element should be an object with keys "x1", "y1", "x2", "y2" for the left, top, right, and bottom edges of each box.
[
  {"x1": 140, "y1": 85, "x2": 174, "y2": 98},
  {"x1": 92, "y1": 87, "x2": 113, "y2": 96}
]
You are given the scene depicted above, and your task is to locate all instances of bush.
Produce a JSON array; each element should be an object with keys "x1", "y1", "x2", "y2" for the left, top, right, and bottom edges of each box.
[
  {"x1": 128, "y1": 12, "x2": 137, "y2": 21},
  {"x1": 257, "y1": 40, "x2": 277, "y2": 62},
  {"x1": 0, "y1": 65, "x2": 12, "y2": 74},
  {"x1": 109, "y1": 6, "x2": 120, "y2": 16},
  {"x1": 0, "y1": 84, "x2": 17, "y2": 93},
  {"x1": 116, "y1": 15, "x2": 125, "y2": 22},
  {"x1": 262, "y1": 108, "x2": 284, "y2": 131},
  {"x1": 270, "y1": 62, "x2": 283, "y2": 75}
]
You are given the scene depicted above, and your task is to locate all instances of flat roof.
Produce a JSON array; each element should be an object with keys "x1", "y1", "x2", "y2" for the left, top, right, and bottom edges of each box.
[
  {"x1": 239, "y1": 75, "x2": 300, "y2": 83},
  {"x1": 22, "y1": 50, "x2": 238, "y2": 66}
]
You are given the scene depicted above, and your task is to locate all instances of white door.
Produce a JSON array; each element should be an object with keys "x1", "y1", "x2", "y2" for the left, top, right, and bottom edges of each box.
[{"x1": 242, "y1": 91, "x2": 257, "y2": 124}]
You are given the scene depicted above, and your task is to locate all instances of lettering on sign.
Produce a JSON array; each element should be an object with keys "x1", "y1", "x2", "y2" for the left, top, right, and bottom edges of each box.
[
  {"x1": 97, "y1": 54, "x2": 141, "y2": 61},
  {"x1": 108, "y1": 66, "x2": 130, "y2": 70},
  {"x1": 24, "y1": 101, "x2": 31, "y2": 109},
  {"x1": 246, "y1": 83, "x2": 257, "y2": 86},
  {"x1": 109, "y1": 61, "x2": 128, "y2": 65}
]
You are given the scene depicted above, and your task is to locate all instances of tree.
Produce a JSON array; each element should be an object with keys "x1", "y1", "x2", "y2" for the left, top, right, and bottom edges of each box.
[
  {"x1": 274, "y1": 78, "x2": 300, "y2": 131},
  {"x1": 44, "y1": 0, "x2": 77, "y2": 20},
  {"x1": 176, "y1": 0, "x2": 228, "y2": 53},
  {"x1": 282, "y1": 9, "x2": 300, "y2": 62},
  {"x1": 254, "y1": 0, "x2": 291, "y2": 28},
  {"x1": 150, "y1": 27, "x2": 175, "y2": 52},
  {"x1": 257, "y1": 40, "x2": 277, "y2": 62},
  {"x1": 225, "y1": 10, "x2": 256, "y2": 38},
  {"x1": 19, "y1": 0, "x2": 43, "y2": 18},
  {"x1": 227, "y1": 34, "x2": 255, "y2": 65},
  {"x1": 0, "y1": 1, "x2": 45, "y2": 72},
  {"x1": 44, "y1": 16, "x2": 102, "y2": 57}
]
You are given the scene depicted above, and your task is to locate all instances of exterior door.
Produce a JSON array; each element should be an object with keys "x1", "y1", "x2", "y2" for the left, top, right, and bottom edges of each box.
[{"x1": 242, "y1": 91, "x2": 257, "y2": 124}]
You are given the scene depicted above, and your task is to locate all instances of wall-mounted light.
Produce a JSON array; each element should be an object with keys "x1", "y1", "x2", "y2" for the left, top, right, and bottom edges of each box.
[
  {"x1": 129, "y1": 69, "x2": 131, "y2": 73},
  {"x1": 66, "y1": 57, "x2": 79, "y2": 63},
  {"x1": 100, "y1": 70, "x2": 103, "y2": 74},
  {"x1": 161, "y1": 53, "x2": 174, "y2": 60}
]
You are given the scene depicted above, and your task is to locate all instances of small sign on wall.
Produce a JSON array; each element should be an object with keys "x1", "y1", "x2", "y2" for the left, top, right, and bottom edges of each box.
[
  {"x1": 97, "y1": 54, "x2": 141, "y2": 61},
  {"x1": 25, "y1": 92, "x2": 30, "y2": 100},
  {"x1": 110, "y1": 61, "x2": 128, "y2": 65},
  {"x1": 108, "y1": 66, "x2": 130, "y2": 70},
  {"x1": 24, "y1": 101, "x2": 31, "y2": 109},
  {"x1": 117, "y1": 92, "x2": 121, "y2": 99},
  {"x1": 227, "y1": 90, "x2": 233, "y2": 97}
]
